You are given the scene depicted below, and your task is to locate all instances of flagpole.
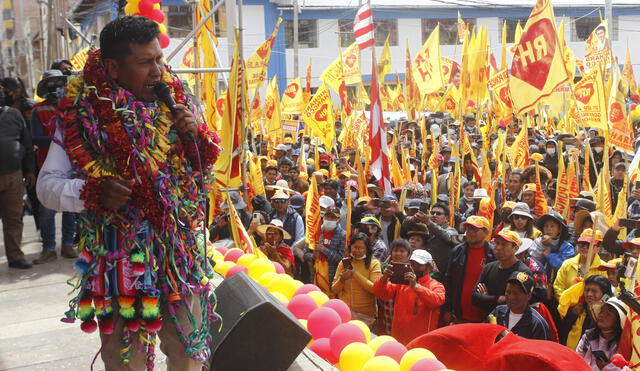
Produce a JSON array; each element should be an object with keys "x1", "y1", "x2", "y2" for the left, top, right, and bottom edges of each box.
[{"x1": 237, "y1": 0, "x2": 250, "y2": 206}]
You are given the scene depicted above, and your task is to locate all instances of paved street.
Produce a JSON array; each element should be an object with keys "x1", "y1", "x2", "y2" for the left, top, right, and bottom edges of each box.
[{"x1": 0, "y1": 214, "x2": 332, "y2": 371}]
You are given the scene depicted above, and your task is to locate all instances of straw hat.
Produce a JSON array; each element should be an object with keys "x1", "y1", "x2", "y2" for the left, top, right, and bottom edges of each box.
[{"x1": 257, "y1": 219, "x2": 292, "y2": 240}]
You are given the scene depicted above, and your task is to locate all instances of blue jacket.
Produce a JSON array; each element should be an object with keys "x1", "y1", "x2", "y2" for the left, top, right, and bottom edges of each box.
[{"x1": 491, "y1": 304, "x2": 551, "y2": 341}]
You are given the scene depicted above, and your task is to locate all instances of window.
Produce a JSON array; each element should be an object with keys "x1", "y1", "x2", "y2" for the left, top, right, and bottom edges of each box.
[
  {"x1": 167, "y1": 6, "x2": 191, "y2": 38},
  {"x1": 501, "y1": 18, "x2": 529, "y2": 43},
  {"x1": 338, "y1": 19, "x2": 356, "y2": 46},
  {"x1": 374, "y1": 19, "x2": 397, "y2": 46},
  {"x1": 571, "y1": 16, "x2": 618, "y2": 42},
  {"x1": 285, "y1": 19, "x2": 318, "y2": 49},
  {"x1": 422, "y1": 18, "x2": 476, "y2": 45}
]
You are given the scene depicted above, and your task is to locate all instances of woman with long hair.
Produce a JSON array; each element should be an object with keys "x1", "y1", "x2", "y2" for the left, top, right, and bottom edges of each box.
[
  {"x1": 577, "y1": 297, "x2": 628, "y2": 370},
  {"x1": 332, "y1": 232, "x2": 382, "y2": 323},
  {"x1": 505, "y1": 202, "x2": 541, "y2": 239}
]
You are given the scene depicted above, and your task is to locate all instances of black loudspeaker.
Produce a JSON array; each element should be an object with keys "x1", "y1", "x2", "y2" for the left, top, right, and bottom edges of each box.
[{"x1": 209, "y1": 272, "x2": 312, "y2": 371}]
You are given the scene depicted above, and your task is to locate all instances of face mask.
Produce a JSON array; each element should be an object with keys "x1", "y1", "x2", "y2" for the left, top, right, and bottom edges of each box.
[
  {"x1": 444, "y1": 166, "x2": 452, "y2": 172},
  {"x1": 350, "y1": 192, "x2": 358, "y2": 200},
  {"x1": 546, "y1": 148, "x2": 556, "y2": 155},
  {"x1": 594, "y1": 147, "x2": 604, "y2": 154},
  {"x1": 565, "y1": 144, "x2": 575, "y2": 151},
  {"x1": 303, "y1": 144, "x2": 309, "y2": 152},
  {"x1": 323, "y1": 220, "x2": 337, "y2": 231},
  {"x1": 353, "y1": 254, "x2": 367, "y2": 260}
]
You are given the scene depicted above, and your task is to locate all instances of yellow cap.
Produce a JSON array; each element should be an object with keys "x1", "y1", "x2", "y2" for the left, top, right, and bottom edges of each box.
[
  {"x1": 463, "y1": 215, "x2": 490, "y2": 230},
  {"x1": 522, "y1": 183, "x2": 537, "y2": 193},
  {"x1": 495, "y1": 229, "x2": 522, "y2": 246},
  {"x1": 578, "y1": 228, "x2": 603, "y2": 243}
]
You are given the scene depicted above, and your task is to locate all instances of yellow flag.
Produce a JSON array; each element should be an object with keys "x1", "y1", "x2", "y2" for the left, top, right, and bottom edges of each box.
[
  {"x1": 357, "y1": 82, "x2": 371, "y2": 106},
  {"x1": 413, "y1": 24, "x2": 445, "y2": 96},
  {"x1": 614, "y1": 174, "x2": 629, "y2": 240},
  {"x1": 378, "y1": 34, "x2": 392, "y2": 80},
  {"x1": 196, "y1": 0, "x2": 219, "y2": 132},
  {"x1": 250, "y1": 90, "x2": 263, "y2": 135},
  {"x1": 449, "y1": 144, "x2": 461, "y2": 226},
  {"x1": 609, "y1": 65, "x2": 634, "y2": 154},
  {"x1": 623, "y1": 46, "x2": 638, "y2": 94},
  {"x1": 558, "y1": 17, "x2": 576, "y2": 84},
  {"x1": 500, "y1": 21, "x2": 508, "y2": 70},
  {"x1": 514, "y1": 21, "x2": 523, "y2": 45},
  {"x1": 247, "y1": 152, "x2": 265, "y2": 198},
  {"x1": 301, "y1": 83, "x2": 334, "y2": 150},
  {"x1": 281, "y1": 77, "x2": 305, "y2": 115},
  {"x1": 435, "y1": 84, "x2": 461, "y2": 117},
  {"x1": 488, "y1": 68, "x2": 514, "y2": 124},
  {"x1": 584, "y1": 19, "x2": 610, "y2": 72},
  {"x1": 457, "y1": 11, "x2": 468, "y2": 42},
  {"x1": 554, "y1": 146, "x2": 577, "y2": 219},
  {"x1": 305, "y1": 173, "x2": 321, "y2": 247},
  {"x1": 265, "y1": 76, "x2": 283, "y2": 147},
  {"x1": 509, "y1": 118, "x2": 529, "y2": 170},
  {"x1": 212, "y1": 33, "x2": 244, "y2": 188},
  {"x1": 341, "y1": 42, "x2": 361, "y2": 85},
  {"x1": 532, "y1": 154, "x2": 550, "y2": 218},
  {"x1": 246, "y1": 18, "x2": 282, "y2": 89},
  {"x1": 573, "y1": 67, "x2": 608, "y2": 131},
  {"x1": 595, "y1": 138, "x2": 614, "y2": 226},
  {"x1": 582, "y1": 141, "x2": 594, "y2": 193},
  {"x1": 70, "y1": 46, "x2": 90, "y2": 71},
  {"x1": 509, "y1": 0, "x2": 568, "y2": 115}
]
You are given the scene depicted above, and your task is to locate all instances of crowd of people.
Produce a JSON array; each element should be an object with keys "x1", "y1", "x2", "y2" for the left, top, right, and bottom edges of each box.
[{"x1": 1, "y1": 14, "x2": 639, "y2": 370}]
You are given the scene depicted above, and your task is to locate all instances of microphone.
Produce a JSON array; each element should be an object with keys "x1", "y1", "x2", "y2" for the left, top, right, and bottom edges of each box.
[{"x1": 153, "y1": 81, "x2": 195, "y2": 141}]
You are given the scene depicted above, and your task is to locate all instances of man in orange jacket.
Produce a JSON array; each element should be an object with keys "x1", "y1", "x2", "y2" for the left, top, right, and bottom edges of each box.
[{"x1": 373, "y1": 249, "x2": 446, "y2": 344}]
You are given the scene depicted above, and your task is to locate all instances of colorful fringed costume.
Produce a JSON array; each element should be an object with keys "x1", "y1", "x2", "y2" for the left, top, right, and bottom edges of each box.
[{"x1": 53, "y1": 49, "x2": 221, "y2": 368}]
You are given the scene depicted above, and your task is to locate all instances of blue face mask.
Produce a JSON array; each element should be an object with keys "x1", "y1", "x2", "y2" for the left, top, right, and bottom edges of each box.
[{"x1": 323, "y1": 220, "x2": 337, "y2": 231}]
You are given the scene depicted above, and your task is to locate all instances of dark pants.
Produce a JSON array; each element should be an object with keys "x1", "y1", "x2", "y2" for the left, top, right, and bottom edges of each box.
[{"x1": 0, "y1": 171, "x2": 26, "y2": 263}]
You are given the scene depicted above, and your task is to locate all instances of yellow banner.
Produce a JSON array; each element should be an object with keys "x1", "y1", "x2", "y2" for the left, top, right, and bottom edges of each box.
[
  {"x1": 265, "y1": 76, "x2": 283, "y2": 146},
  {"x1": 609, "y1": 67, "x2": 634, "y2": 154},
  {"x1": 584, "y1": 19, "x2": 611, "y2": 72},
  {"x1": 488, "y1": 68, "x2": 514, "y2": 122},
  {"x1": 435, "y1": 84, "x2": 461, "y2": 116},
  {"x1": 572, "y1": 67, "x2": 608, "y2": 131},
  {"x1": 413, "y1": 24, "x2": 445, "y2": 96},
  {"x1": 305, "y1": 173, "x2": 321, "y2": 247},
  {"x1": 281, "y1": 77, "x2": 306, "y2": 115},
  {"x1": 508, "y1": 0, "x2": 568, "y2": 115},
  {"x1": 342, "y1": 42, "x2": 362, "y2": 85},
  {"x1": 509, "y1": 118, "x2": 529, "y2": 170},
  {"x1": 246, "y1": 18, "x2": 282, "y2": 89},
  {"x1": 301, "y1": 83, "x2": 334, "y2": 150}
]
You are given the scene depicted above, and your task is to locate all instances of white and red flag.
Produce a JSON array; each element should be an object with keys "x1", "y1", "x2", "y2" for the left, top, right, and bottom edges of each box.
[
  {"x1": 369, "y1": 53, "x2": 392, "y2": 194},
  {"x1": 353, "y1": 3, "x2": 374, "y2": 50}
]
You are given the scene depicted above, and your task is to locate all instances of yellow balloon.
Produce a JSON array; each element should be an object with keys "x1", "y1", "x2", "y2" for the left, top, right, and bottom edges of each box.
[
  {"x1": 214, "y1": 261, "x2": 235, "y2": 276},
  {"x1": 126, "y1": 0, "x2": 140, "y2": 4},
  {"x1": 307, "y1": 290, "x2": 330, "y2": 307},
  {"x1": 248, "y1": 258, "x2": 277, "y2": 280},
  {"x1": 257, "y1": 271, "x2": 277, "y2": 287},
  {"x1": 124, "y1": 2, "x2": 139, "y2": 14},
  {"x1": 268, "y1": 274, "x2": 300, "y2": 300},
  {"x1": 362, "y1": 356, "x2": 399, "y2": 371},
  {"x1": 399, "y1": 348, "x2": 436, "y2": 371},
  {"x1": 153, "y1": 3, "x2": 160, "y2": 9},
  {"x1": 271, "y1": 291, "x2": 289, "y2": 305},
  {"x1": 236, "y1": 253, "x2": 257, "y2": 267},
  {"x1": 157, "y1": 22, "x2": 167, "y2": 34},
  {"x1": 210, "y1": 249, "x2": 224, "y2": 262},
  {"x1": 368, "y1": 335, "x2": 397, "y2": 352},
  {"x1": 339, "y1": 342, "x2": 375, "y2": 371},
  {"x1": 349, "y1": 320, "x2": 372, "y2": 343}
]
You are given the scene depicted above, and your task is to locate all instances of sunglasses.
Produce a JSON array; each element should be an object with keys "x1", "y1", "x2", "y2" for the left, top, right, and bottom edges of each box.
[
  {"x1": 273, "y1": 199, "x2": 287, "y2": 204},
  {"x1": 430, "y1": 211, "x2": 444, "y2": 216},
  {"x1": 512, "y1": 215, "x2": 529, "y2": 220}
]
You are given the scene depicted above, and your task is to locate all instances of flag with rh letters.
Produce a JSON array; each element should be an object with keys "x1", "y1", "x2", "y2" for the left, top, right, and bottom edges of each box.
[
  {"x1": 265, "y1": 76, "x2": 283, "y2": 147},
  {"x1": 301, "y1": 83, "x2": 334, "y2": 150},
  {"x1": 572, "y1": 67, "x2": 608, "y2": 132},
  {"x1": 435, "y1": 84, "x2": 461, "y2": 117},
  {"x1": 246, "y1": 18, "x2": 282, "y2": 89},
  {"x1": 508, "y1": 0, "x2": 568, "y2": 115},
  {"x1": 281, "y1": 77, "x2": 305, "y2": 115},
  {"x1": 608, "y1": 65, "x2": 634, "y2": 154},
  {"x1": 413, "y1": 24, "x2": 445, "y2": 96}
]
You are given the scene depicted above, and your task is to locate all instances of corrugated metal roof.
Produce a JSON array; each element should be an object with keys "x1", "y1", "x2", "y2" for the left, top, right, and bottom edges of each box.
[{"x1": 274, "y1": 0, "x2": 639, "y2": 8}]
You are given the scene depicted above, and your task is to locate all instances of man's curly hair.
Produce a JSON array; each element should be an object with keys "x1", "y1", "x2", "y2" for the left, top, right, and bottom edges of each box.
[{"x1": 100, "y1": 15, "x2": 160, "y2": 61}]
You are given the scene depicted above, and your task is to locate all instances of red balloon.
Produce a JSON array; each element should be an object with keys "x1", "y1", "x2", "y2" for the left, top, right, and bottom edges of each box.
[
  {"x1": 287, "y1": 294, "x2": 319, "y2": 320},
  {"x1": 149, "y1": 9, "x2": 165, "y2": 23},
  {"x1": 224, "y1": 249, "x2": 244, "y2": 263},
  {"x1": 375, "y1": 341, "x2": 407, "y2": 363},
  {"x1": 158, "y1": 33, "x2": 170, "y2": 49},
  {"x1": 631, "y1": 103, "x2": 637, "y2": 111},
  {"x1": 309, "y1": 338, "x2": 338, "y2": 364},
  {"x1": 138, "y1": 0, "x2": 154, "y2": 14},
  {"x1": 215, "y1": 246, "x2": 229, "y2": 256},
  {"x1": 611, "y1": 353, "x2": 628, "y2": 367},
  {"x1": 307, "y1": 307, "x2": 341, "y2": 340},
  {"x1": 150, "y1": 0, "x2": 162, "y2": 3},
  {"x1": 273, "y1": 261, "x2": 285, "y2": 274},
  {"x1": 329, "y1": 323, "x2": 367, "y2": 359},
  {"x1": 294, "y1": 283, "x2": 321, "y2": 296},
  {"x1": 322, "y1": 299, "x2": 351, "y2": 323},
  {"x1": 410, "y1": 358, "x2": 447, "y2": 371},
  {"x1": 225, "y1": 265, "x2": 248, "y2": 278}
]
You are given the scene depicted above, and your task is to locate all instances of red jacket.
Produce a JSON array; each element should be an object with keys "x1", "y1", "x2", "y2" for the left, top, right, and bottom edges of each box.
[{"x1": 373, "y1": 274, "x2": 446, "y2": 345}]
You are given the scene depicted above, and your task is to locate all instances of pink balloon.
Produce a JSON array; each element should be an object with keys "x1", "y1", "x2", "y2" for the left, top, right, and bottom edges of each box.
[
  {"x1": 307, "y1": 307, "x2": 341, "y2": 340},
  {"x1": 224, "y1": 249, "x2": 244, "y2": 263},
  {"x1": 309, "y1": 338, "x2": 338, "y2": 364},
  {"x1": 295, "y1": 283, "x2": 322, "y2": 296},
  {"x1": 215, "y1": 246, "x2": 229, "y2": 256},
  {"x1": 375, "y1": 341, "x2": 407, "y2": 363},
  {"x1": 322, "y1": 299, "x2": 351, "y2": 323},
  {"x1": 410, "y1": 358, "x2": 447, "y2": 371},
  {"x1": 158, "y1": 33, "x2": 170, "y2": 49},
  {"x1": 329, "y1": 323, "x2": 367, "y2": 359},
  {"x1": 149, "y1": 9, "x2": 165, "y2": 23},
  {"x1": 225, "y1": 265, "x2": 248, "y2": 278},
  {"x1": 150, "y1": 0, "x2": 162, "y2": 3},
  {"x1": 273, "y1": 261, "x2": 285, "y2": 274},
  {"x1": 288, "y1": 294, "x2": 319, "y2": 320},
  {"x1": 138, "y1": 0, "x2": 154, "y2": 14},
  {"x1": 631, "y1": 103, "x2": 637, "y2": 111}
]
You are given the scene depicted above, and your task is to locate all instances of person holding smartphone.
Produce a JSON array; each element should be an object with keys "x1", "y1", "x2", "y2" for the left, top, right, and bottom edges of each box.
[
  {"x1": 331, "y1": 233, "x2": 382, "y2": 324},
  {"x1": 576, "y1": 297, "x2": 629, "y2": 371},
  {"x1": 372, "y1": 249, "x2": 445, "y2": 345}
]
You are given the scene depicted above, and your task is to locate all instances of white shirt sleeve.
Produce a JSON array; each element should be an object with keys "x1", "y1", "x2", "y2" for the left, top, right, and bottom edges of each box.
[{"x1": 36, "y1": 129, "x2": 86, "y2": 213}]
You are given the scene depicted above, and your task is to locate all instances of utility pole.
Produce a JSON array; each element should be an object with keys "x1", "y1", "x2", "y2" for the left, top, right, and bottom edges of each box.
[
  {"x1": 605, "y1": 0, "x2": 612, "y2": 32},
  {"x1": 293, "y1": 0, "x2": 299, "y2": 78},
  {"x1": 38, "y1": 0, "x2": 47, "y2": 72}
]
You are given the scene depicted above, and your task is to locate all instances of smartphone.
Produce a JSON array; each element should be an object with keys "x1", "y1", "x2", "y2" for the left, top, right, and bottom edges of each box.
[
  {"x1": 373, "y1": 199, "x2": 391, "y2": 209},
  {"x1": 252, "y1": 212, "x2": 262, "y2": 223},
  {"x1": 419, "y1": 201, "x2": 430, "y2": 213},
  {"x1": 591, "y1": 350, "x2": 609, "y2": 363},
  {"x1": 342, "y1": 257, "x2": 353, "y2": 270},
  {"x1": 635, "y1": 181, "x2": 640, "y2": 190},
  {"x1": 619, "y1": 218, "x2": 640, "y2": 229},
  {"x1": 621, "y1": 253, "x2": 638, "y2": 279},
  {"x1": 390, "y1": 262, "x2": 412, "y2": 285}
]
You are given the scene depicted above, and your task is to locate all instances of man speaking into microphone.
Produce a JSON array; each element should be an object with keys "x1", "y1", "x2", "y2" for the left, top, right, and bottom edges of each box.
[{"x1": 37, "y1": 16, "x2": 221, "y2": 370}]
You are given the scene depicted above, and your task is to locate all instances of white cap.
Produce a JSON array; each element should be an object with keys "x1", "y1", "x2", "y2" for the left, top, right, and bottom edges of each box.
[
  {"x1": 319, "y1": 195, "x2": 335, "y2": 209},
  {"x1": 275, "y1": 144, "x2": 288, "y2": 151},
  {"x1": 473, "y1": 188, "x2": 489, "y2": 199},
  {"x1": 516, "y1": 238, "x2": 534, "y2": 256},
  {"x1": 410, "y1": 249, "x2": 433, "y2": 265}
]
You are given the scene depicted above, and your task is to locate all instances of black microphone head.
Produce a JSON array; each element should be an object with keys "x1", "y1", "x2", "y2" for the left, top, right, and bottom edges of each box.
[{"x1": 153, "y1": 81, "x2": 171, "y2": 99}]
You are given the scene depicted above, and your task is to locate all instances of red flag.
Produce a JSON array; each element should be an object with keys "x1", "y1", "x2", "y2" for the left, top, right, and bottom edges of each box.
[
  {"x1": 353, "y1": 3, "x2": 374, "y2": 50},
  {"x1": 369, "y1": 53, "x2": 392, "y2": 194}
]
